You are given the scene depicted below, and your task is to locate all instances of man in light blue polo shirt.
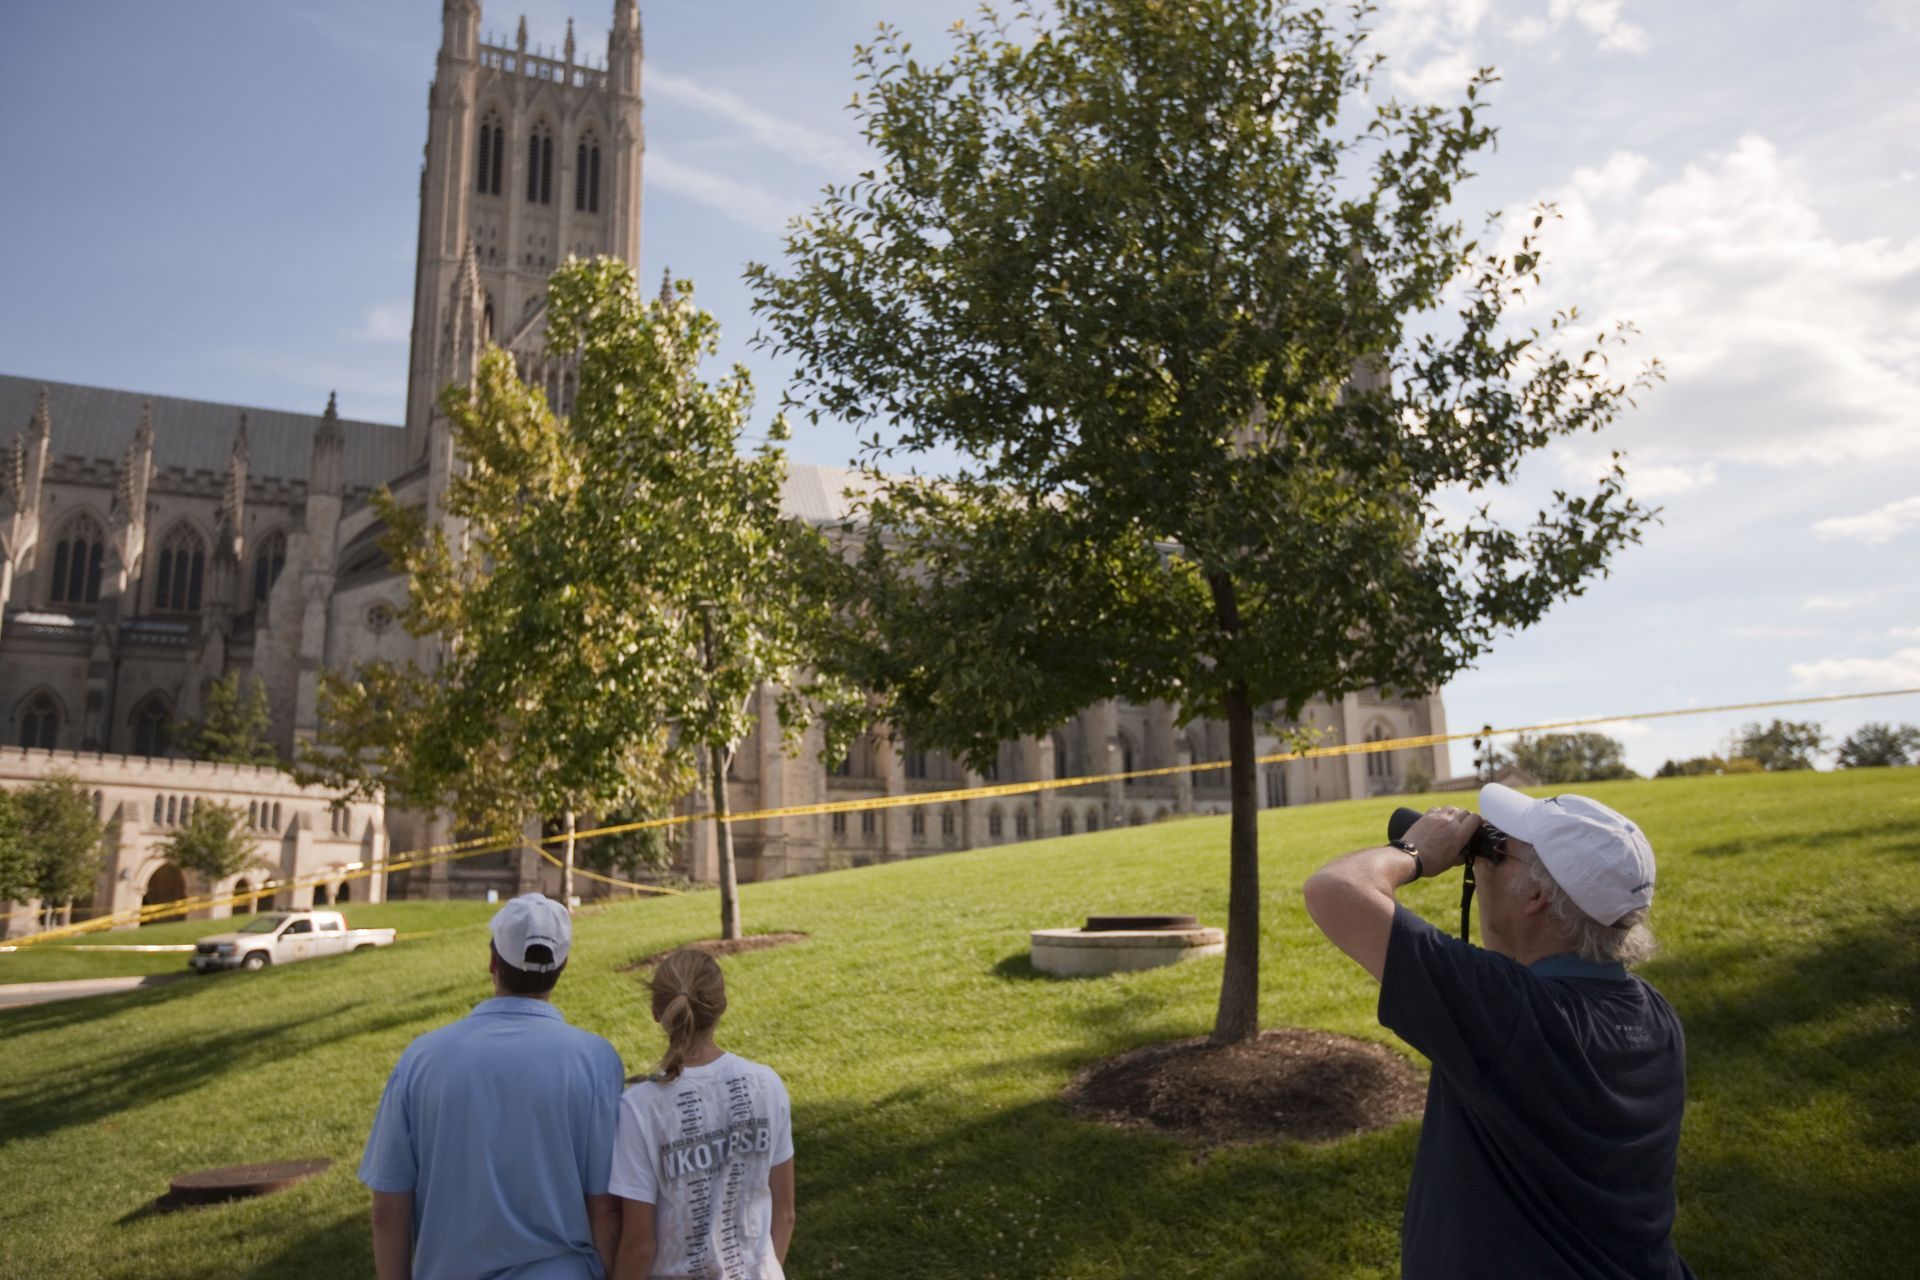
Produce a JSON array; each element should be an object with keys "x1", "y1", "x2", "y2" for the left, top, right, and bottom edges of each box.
[{"x1": 360, "y1": 893, "x2": 625, "y2": 1279}]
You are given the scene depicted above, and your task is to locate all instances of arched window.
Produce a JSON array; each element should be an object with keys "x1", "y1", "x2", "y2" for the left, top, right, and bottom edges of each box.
[
  {"x1": 1366, "y1": 725, "x2": 1394, "y2": 778},
  {"x1": 910, "y1": 810, "x2": 926, "y2": 837},
  {"x1": 337, "y1": 880, "x2": 352, "y2": 903},
  {"x1": 132, "y1": 697, "x2": 172, "y2": 758},
  {"x1": 527, "y1": 123, "x2": 554, "y2": 204},
  {"x1": 940, "y1": 808, "x2": 956, "y2": 838},
  {"x1": 576, "y1": 134, "x2": 601, "y2": 212},
  {"x1": 152, "y1": 524, "x2": 206, "y2": 613},
  {"x1": 987, "y1": 808, "x2": 1004, "y2": 839},
  {"x1": 1059, "y1": 810, "x2": 1074, "y2": 836},
  {"x1": 1118, "y1": 733, "x2": 1136, "y2": 776},
  {"x1": 1265, "y1": 767, "x2": 1287, "y2": 808},
  {"x1": 152, "y1": 795, "x2": 163, "y2": 824},
  {"x1": 165, "y1": 795, "x2": 177, "y2": 825},
  {"x1": 252, "y1": 530, "x2": 287, "y2": 604},
  {"x1": 476, "y1": 111, "x2": 506, "y2": 195},
  {"x1": 1085, "y1": 807, "x2": 1100, "y2": 833},
  {"x1": 1051, "y1": 735, "x2": 1070, "y2": 781},
  {"x1": 249, "y1": 800, "x2": 260, "y2": 828},
  {"x1": 1015, "y1": 811, "x2": 1030, "y2": 839},
  {"x1": 271, "y1": 802, "x2": 282, "y2": 830},
  {"x1": 903, "y1": 746, "x2": 927, "y2": 780},
  {"x1": 49, "y1": 513, "x2": 105, "y2": 605},
  {"x1": 17, "y1": 694, "x2": 58, "y2": 749}
]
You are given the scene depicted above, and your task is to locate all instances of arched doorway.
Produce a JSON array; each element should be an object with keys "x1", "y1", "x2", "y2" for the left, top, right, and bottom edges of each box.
[
  {"x1": 232, "y1": 879, "x2": 254, "y2": 914},
  {"x1": 142, "y1": 864, "x2": 188, "y2": 924}
]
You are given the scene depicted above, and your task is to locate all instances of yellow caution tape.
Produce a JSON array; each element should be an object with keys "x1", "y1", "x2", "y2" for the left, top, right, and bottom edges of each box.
[
  {"x1": 8, "y1": 684, "x2": 1913, "y2": 948},
  {"x1": 534, "y1": 847, "x2": 682, "y2": 894}
]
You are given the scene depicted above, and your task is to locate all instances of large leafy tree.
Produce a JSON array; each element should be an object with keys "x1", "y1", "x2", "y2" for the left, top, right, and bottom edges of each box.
[
  {"x1": 1834, "y1": 721, "x2": 1917, "y2": 769},
  {"x1": 159, "y1": 801, "x2": 266, "y2": 885},
  {"x1": 752, "y1": 0, "x2": 1658, "y2": 1042},
  {"x1": 1729, "y1": 719, "x2": 1826, "y2": 772},
  {"x1": 1510, "y1": 732, "x2": 1636, "y2": 784},
  {"x1": 17, "y1": 774, "x2": 106, "y2": 926},
  {"x1": 303, "y1": 261, "x2": 859, "y2": 935}
]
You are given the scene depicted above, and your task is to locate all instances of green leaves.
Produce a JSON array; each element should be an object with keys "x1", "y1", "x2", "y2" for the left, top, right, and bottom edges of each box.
[{"x1": 157, "y1": 801, "x2": 262, "y2": 884}]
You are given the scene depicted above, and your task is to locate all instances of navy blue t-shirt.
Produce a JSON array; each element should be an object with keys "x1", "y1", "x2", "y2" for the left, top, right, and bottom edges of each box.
[{"x1": 1379, "y1": 905, "x2": 1694, "y2": 1280}]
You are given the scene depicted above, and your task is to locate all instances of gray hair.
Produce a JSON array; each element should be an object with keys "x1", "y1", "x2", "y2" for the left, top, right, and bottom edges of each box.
[{"x1": 1514, "y1": 854, "x2": 1657, "y2": 968}]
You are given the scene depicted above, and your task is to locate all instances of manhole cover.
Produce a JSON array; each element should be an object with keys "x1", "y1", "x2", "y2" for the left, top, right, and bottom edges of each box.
[
  {"x1": 1083, "y1": 914, "x2": 1199, "y2": 932},
  {"x1": 166, "y1": 1159, "x2": 332, "y2": 1207}
]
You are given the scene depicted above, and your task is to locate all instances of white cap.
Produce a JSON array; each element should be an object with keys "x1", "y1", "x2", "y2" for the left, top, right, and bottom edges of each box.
[
  {"x1": 489, "y1": 893, "x2": 572, "y2": 973},
  {"x1": 1478, "y1": 784, "x2": 1656, "y2": 926}
]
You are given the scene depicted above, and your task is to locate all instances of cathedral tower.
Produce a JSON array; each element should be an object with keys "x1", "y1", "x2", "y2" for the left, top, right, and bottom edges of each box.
[{"x1": 404, "y1": 0, "x2": 645, "y2": 462}]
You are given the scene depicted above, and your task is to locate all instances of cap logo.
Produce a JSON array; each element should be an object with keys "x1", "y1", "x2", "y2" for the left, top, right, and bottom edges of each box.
[{"x1": 1632, "y1": 881, "x2": 1651, "y2": 893}]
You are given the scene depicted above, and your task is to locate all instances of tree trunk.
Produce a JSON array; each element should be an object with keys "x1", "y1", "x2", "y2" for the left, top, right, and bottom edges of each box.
[
  {"x1": 711, "y1": 744, "x2": 741, "y2": 940},
  {"x1": 561, "y1": 808, "x2": 576, "y2": 907},
  {"x1": 1208, "y1": 571, "x2": 1261, "y2": 1046}
]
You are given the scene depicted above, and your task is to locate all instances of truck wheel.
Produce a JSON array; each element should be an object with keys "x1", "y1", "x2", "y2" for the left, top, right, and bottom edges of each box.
[
  {"x1": 242, "y1": 952, "x2": 270, "y2": 971},
  {"x1": 354, "y1": 944, "x2": 375, "y2": 952}
]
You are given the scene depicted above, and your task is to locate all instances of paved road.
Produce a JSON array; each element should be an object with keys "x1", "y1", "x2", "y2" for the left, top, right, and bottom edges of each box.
[{"x1": 0, "y1": 973, "x2": 186, "y2": 1008}]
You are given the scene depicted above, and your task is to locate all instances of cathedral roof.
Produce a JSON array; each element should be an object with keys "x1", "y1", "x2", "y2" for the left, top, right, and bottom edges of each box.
[{"x1": 0, "y1": 374, "x2": 409, "y2": 491}]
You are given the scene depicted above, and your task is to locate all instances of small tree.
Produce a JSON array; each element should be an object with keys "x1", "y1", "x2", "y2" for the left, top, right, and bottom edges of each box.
[
  {"x1": 1729, "y1": 720, "x2": 1826, "y2": 772},
  {"x1": 754, "y1": 1, "x2": 1657, "y2": 1042},
  {"x1": 18, "y1": 774, "x2": 105, "y2": 926},
  {"x1": 188, "y1": 671, "x2": 278, "y2": 765},
  {"x1": 302, "y1": 262, "x2": 861, "y2": 937},
  {"x1": 0, "y1": 787, "x2": 30, "y2": 907},
  {"x1": 159, "y1": 801, "x2": 266, "y2": 885},
  {"x1": 544, "y1": 262, "x2": 864, "y2": 939},
  {"x1": 1509, "y1": 732, "x2": 1635, "y2": 784},
  {"x1": 1835, "y1": 722, "x2": 1920, "y2": 769}
]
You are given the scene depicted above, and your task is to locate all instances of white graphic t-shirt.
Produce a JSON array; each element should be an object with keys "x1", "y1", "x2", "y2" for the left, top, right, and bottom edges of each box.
[{"x1": 608, "y1": 1053, "x2": 793, "y2": 1280}]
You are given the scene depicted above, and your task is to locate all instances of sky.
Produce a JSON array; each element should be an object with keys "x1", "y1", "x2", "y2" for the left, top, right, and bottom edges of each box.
[{"x1": 2, "y1": 0, "x2": 1917, "y2": 777}]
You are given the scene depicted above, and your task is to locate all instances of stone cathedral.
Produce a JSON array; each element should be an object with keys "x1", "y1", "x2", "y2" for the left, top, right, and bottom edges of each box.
[{"x1": 0, "y1": 1, "x2": 1450, "y2": 934}]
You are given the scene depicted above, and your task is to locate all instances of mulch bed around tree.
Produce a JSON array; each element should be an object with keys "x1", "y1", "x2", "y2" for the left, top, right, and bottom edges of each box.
[
  {"x1": 624, "y1": 932, "x2": 810, "y2": 970},
  {"x1": 1062, "y1": 1028, "x2": 1427, "y2": 1146}
]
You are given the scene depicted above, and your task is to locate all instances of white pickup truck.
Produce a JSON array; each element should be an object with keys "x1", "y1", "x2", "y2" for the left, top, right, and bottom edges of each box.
[{"x1": 189, "y1": 911, "x2": 397, "y2": 973}]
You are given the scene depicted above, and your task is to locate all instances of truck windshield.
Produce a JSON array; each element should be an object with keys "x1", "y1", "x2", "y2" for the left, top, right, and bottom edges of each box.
[{"x1": 238, "y1": 916, "x2": 286, "y2": 933}]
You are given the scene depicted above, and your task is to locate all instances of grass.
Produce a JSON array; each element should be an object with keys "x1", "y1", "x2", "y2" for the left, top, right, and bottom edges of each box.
[
  {"x1": 0, "y1": 770, "x2": 1914, "y2": 1278},
  {"x1": 0, "y1": 903, "x2": 503, "y2": 983}
]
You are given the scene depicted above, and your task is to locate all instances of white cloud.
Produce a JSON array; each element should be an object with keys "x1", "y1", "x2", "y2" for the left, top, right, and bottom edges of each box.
[
  {"x1": 1790, "y1": 646, "x2": 1920, "y2": 691},
  {"x1": 1552, "y1": 444, "x2": 1716, "y2": 500},
  {"x1": 356, "y1": 304, "x2": 411, "y2": 343},
  {"x1": 647, "y1": 151, "x2": 795, "y2": 235},
  {"x1": 1814, "y1": 495, "x2": 1920, "y2": 545},
  {"x1": 1506, "y1": 136, "x2": 1920, "y2": 470},
  {"x1": 1728, "y1": 625, "x2": 1831, "y2": 640},
  {"x1": 1547, "y1": 0, "x2": 1648, "y2": 54},
  {"x1": 1892, "y1": 626, "x2": 1920, "y2": 640},
  {"x1": 1375, "y1": 1, "x2": 1645, "y2": 96},
  {"x1": 1803, "y1": 593, "x2": 1875, "y2": 613},
  {"x1": 1569, "y1": 717, "x2": 1653, "y2": 738},
  {"x1": 647, "y1": 70, "x2": 871, "y2": 178}
]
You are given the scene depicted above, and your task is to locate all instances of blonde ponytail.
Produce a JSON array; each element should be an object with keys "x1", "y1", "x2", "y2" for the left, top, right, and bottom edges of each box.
[{"x1": 649, "y1": 949, "x2": 727, "y2": 1082}]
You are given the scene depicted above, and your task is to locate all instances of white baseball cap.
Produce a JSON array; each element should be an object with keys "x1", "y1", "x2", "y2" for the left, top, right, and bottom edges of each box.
[
  {"x1": 490, "y1": 893, "x2": 572, "y2": 973},
  {"x1": 1478, "y1": 784, "x2": 1656, "y2": 926}
]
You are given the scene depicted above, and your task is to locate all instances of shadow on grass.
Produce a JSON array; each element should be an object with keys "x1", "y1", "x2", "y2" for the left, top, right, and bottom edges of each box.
[
  {"x1": 1649, "y1": 907, "x2": 1920, "y2": 1275},
  {"x1": 1686, "y1": 821, "x2": 1903, "y2": 859},
  {"x1": 791, "y1": 1089, "x2": 1410, "y2": 1279},
  {"x1": 0, "y1": 982, "x2": 466, "y2": 1145},
  {"x1": 992, "y1": 950, "x2": 1077, "y2": 982}
]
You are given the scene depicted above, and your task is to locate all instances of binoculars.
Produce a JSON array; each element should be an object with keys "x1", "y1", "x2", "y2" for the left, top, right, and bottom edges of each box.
[{"x1": 1387, "y1": 806, "x2": 1507, "y2": 939}]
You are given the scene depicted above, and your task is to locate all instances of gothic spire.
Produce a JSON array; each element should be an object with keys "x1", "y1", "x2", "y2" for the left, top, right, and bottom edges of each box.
[
  {"x1": 30, "y1": 386, "x2": 50, "y2": 444},
  {"x1": 134, "y1": 398, "x2": 154, "y2": 454},
  {"x1": 312, "y1": 392, "x2": 344, "y2": 497},
  {"x1": 517, "y1": 15, "x2": 528, "y2": 51},
  {"x1": 565, "y1": 18, "x2": 576, "y2": 64}
]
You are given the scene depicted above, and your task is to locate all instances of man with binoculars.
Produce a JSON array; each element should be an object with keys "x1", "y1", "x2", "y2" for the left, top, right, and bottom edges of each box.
[{"x1": 1304, "y1": 784, "x2": 1695, "y2": 1279}]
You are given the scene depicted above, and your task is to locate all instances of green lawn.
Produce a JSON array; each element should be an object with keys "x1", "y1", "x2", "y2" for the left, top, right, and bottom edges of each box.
[
  {"x1": 0, "y1": 770, "x2": 1914, "y2": 1278},
  {"x1": 0, "y1": 902, "x2": 502, "y2": 984}
]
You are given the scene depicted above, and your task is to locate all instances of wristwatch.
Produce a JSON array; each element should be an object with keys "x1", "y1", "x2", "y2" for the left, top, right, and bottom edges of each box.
[{"x1": 1389, "y1": 837, "x2": 1425, "y2": 881}]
